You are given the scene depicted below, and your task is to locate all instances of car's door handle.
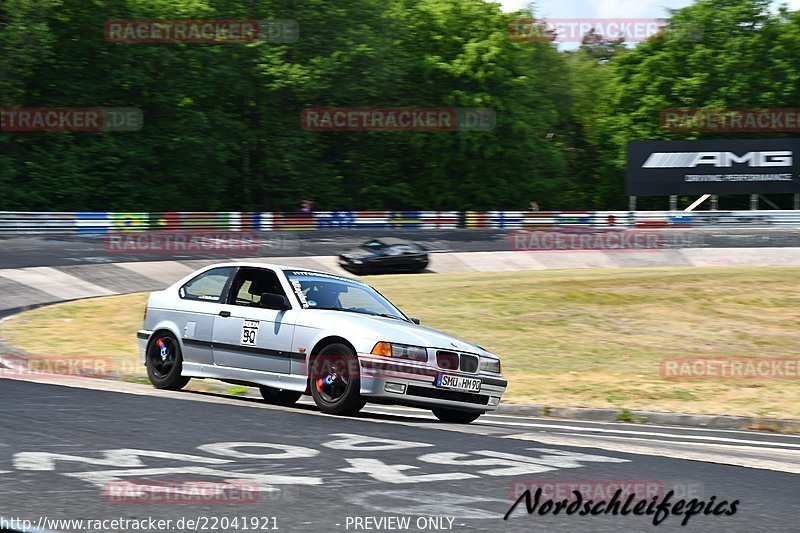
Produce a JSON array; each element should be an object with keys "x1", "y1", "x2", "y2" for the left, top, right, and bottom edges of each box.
[{"x1": 219, "y1": 311, "x2": 231, "y2": 318}]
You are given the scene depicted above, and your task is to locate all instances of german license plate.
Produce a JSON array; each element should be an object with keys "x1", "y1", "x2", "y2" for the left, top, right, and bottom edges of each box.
[{"x1": 436, "y1": 373, "x2": 481, "y2": 393}]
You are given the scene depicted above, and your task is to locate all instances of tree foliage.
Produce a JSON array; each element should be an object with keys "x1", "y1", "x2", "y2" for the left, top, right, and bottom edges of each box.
[{"x1": 0, "y1": 0, "x2": 798, "y2": 211}]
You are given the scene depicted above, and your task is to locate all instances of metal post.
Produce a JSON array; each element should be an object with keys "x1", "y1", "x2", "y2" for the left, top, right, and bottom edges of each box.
[
  {"x1": 669, "y1": 195, "x2": 678, "y2": 211},
  {"x1": 628, "y1": 196, "x2": 637, "y2": 211},
  {"x1": 749, "y1": 194, "x2": 758, "y2": 210},
  {"x1": 711, "y1": 195, "x2": 718, "y2": 211}
]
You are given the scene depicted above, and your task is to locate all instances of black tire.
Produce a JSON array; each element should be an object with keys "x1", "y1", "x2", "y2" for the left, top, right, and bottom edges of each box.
[
  {"x1": 259, "y1": 385, "x2": 303, "y2": 406},
  {"x1": 309, "y1": 343, "x2": 366, "y2": 415},
  {"x1": 145, "y1": 332, "x2": 190, "y2": 390},
  {"x1": 432, "y1": 408, "x2": 483, "y2": 424}
]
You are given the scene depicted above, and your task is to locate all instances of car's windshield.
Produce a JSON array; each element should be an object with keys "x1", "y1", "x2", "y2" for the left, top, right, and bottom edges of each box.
[{"x1": 283, "y1": 270, "x2": 406, "y2": 320}]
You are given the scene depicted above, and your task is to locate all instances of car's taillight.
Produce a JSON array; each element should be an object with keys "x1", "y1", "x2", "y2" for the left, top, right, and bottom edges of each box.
[{"x1": 143, "y1": 307, "x2": 148, "y2": 323}]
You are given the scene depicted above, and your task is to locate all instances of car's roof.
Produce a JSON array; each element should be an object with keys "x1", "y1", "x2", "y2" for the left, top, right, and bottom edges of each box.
[
  {"x1": 201, "y1": 262, "x2": 353, "y2": 278},
  {"x1": 364, "y1": 237, "x2": 414, "y2": 245}
]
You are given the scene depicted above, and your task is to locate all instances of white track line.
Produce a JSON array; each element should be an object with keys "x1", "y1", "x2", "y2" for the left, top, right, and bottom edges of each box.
[
  {"x1": 502, "y1": 433, "x2": 800, "y2": 474},
  {"x1": 482, "y1": 412, "x2": 800, "y2": 438},
  {"x1": 476, "y1": 419, "x2": 800, "y2": 448}
]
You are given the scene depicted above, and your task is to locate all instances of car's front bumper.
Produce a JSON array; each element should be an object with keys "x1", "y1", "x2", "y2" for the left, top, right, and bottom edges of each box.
[{"x1": 357, "y1": 356, "x2": 507, "y2": 412}]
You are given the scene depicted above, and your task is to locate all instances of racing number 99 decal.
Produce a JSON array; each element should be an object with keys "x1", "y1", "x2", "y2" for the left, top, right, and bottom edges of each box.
[{"x1": 241, "y1": 319, "x2": 259, "y2": 346}]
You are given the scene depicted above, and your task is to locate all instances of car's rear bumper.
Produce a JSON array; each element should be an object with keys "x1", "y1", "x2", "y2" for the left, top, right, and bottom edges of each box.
[
  {"x1": 137, "y1": 330, "x2": 152, "y2": 365},
  {"x1": 357, "y1": 356, "x2": 507, "y2": 412}
]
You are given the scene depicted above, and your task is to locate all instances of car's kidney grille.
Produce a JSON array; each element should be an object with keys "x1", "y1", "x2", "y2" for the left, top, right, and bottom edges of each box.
[
  {"x1": 436, "y1": 351, "x2": 479, "y2": 373},
  {"x1": 460, "y1": 354, "x2": 479, "y2": 373},
  {"x1": 436, "y1": 351, "x2": 459, "y2": 371}
]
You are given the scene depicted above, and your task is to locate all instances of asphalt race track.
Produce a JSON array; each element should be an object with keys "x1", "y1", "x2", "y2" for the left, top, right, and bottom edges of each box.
[
  {"x1": 1, "y1": 378, "x2": 799, "y2": 533},
  {"x1": 2, "y1": 227, "x2": 800, "y2": 532},
  {"x1": 3, "y1": 227, "x2": 800, "y2": 268}
]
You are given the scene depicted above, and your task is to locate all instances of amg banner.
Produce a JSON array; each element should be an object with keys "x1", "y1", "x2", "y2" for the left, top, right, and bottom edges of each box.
[{"x1": 626, "y1": 139, "x2": 800, "y2": 195}]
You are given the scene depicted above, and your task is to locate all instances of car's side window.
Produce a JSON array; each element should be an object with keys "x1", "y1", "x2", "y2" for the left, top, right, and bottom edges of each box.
[
  {"x1": 385, "y1": 245, "x2": 406, "y2": 256},
  {"x1": 229, "y1": 268, "x2": 288, "y2": 308},
  {"x1": 179, "y1": 267, "x2": 234, "y2": 303}
]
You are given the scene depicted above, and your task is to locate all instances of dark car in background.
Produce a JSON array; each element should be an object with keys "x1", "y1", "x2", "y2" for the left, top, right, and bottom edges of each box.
[{"x1": 339, "y1": 238, "x2": 429, "y2": 275}]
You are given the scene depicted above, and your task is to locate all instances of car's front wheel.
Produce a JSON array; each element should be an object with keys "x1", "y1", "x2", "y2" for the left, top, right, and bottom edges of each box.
[
  {"x1": 310, "y1": 343, "x2": 366, "y2": 415},
  {"x1": 432, "y1": 408, "x2": 482, "y2": 424},
  {"x1": 145, "y1": 332, "x2": 190, "y2": 390},
  {"x1": 259, "y1": 385, "x2": 303, "y2": 406}
]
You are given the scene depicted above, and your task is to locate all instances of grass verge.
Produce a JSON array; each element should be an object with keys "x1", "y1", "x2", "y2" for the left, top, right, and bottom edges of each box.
[{"x1": 2, "y1": 267, "x2": 799, "y2": 419}]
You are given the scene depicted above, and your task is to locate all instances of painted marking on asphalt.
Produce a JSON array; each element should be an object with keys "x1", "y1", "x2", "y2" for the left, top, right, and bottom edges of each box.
[
  {"x1": 0, "y1": 267, "x2": 116, "y2": 300},
  {"x1": 551, "y1": 431, "x2": 800, "y2": 453},
  {"x1": 323, "y1": 433, "x2": 434, "y2": 451},
  {"x1": 13, "y1": 448, "x2": 232, "y2": 471},
  {"x1": 340, "y1": 458, "x2": 479, "y2": 484},
  {"x1": 480, "y1": 412, "x2": 800, "y2": 438},
  {"x1": 347, "y1": 490, "x2": 509, "y2": 520},
  {"x1": 196, "y1": 442, "x2": 319, "y2": 460},
  {"x1": 502, "y1": 433, "x2": 800, "y2": 474},
  {"x1": 477, "y1": 419, "x2": 800, "y2": 448},
  {"x1": 64, "y1": 466, "x2": 322, "y2": 490}
]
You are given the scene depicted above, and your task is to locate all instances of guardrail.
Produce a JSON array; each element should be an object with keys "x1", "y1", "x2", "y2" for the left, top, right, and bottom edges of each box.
[{"x1": 0, "y1": 210, "x2": 799, "y2": 235}]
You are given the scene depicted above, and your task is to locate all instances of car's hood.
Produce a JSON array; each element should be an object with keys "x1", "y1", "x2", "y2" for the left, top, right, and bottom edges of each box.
[{"x1": 300, "y1": 310, "x2": 482, "y2": 353}]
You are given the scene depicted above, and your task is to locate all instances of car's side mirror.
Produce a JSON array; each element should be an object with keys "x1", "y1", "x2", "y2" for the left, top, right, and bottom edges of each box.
[
  {"x1": 260, "y1": 293, "x2": 291, "y2": 311},
  {"x1": 411, "y1": 317, "x2": 421, "y2": 325}
]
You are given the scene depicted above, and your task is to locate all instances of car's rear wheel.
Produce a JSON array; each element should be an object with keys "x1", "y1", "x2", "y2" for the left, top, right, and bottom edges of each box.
[
  {"x1": 259, "y1": 385, "x2": 303, "y2": 406},
  {"x1": 146, "y1": 332, "x2": 190, "y2": 390},
  {"x1": 432, "y1": 408, "x2": 482, "y2": 424},
  {"x1": 310, "y1": 343, "x2": 366, "y2": 415}
]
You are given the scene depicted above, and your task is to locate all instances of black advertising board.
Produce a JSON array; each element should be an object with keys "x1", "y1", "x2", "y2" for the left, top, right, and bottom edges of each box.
[{"x1": 626, "y1": 138, "x2": 800, "y2": 195}]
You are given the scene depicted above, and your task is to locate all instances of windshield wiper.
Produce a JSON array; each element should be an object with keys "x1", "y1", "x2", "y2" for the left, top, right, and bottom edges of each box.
[
  {"x1": 314, "y1": 307, "x2": 405, "y2": 321},
  {"x1": 371, "y1": 312, "x2": 405, "y2": 321}
]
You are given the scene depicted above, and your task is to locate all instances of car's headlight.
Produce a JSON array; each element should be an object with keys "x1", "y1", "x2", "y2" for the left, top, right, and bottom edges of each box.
[
  {"x1": 371, "y1": 342, "x2": 428, "y2": 362},
  {"x1": 480, "y1": 358, "x2": 502, "y2": 373}
]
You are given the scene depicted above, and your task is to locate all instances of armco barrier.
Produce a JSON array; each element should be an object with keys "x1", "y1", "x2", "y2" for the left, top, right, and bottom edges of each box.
[{"x1": 1, "y1": 210, "x2": 800, "y2": 235}]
